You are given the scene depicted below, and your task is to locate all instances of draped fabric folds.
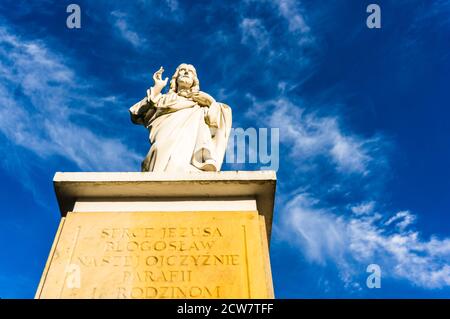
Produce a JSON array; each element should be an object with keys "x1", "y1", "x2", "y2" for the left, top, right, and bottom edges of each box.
[{"x1": 129, "y1": 91, "x2": 232, "y2": 172}]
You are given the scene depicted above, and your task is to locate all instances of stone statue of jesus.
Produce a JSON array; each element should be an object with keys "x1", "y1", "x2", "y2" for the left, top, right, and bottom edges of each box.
[{"x1": 129, "y1": 64, "x2": 232, "y2": 172}]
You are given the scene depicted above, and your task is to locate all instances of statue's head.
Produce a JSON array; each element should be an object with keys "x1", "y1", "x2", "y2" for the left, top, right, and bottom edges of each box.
[{"x1": 169, "y1": 63, "x2": 200, "y2": 94}]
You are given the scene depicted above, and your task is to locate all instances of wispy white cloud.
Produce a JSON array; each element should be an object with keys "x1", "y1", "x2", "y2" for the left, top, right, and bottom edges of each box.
[
  {"x1": 272, "y1": 0, "x2": 310, "y2": 33},
  {"x1": 262, "y1": 93, "x2": 450, "y2": 290},
  {"x1": 240, "y1": 18, "x2": 270, "y2": 52},
  {"x1": 283, "y1": 194, "x2": 348, "y2": 265},
  {"x1": 238, "y1": 0, "x2": 315, "y2": 62},
  {"x1": 385, "y1": 210, "x2": 416, "y2": 231},
  {"x1": 111, "y1": 11, "x2": 146, "y2": 49},
  {"x1": 351, "y1": 201, "x2": 376, "y2": 215},
  {"x1": 164, "y1": 0, "x2": 179, "y2": 12},
  {"x1": 245, "y1": 78, "x2": 448, "y2": 290},
  {"x1": 0, "y1": 27, "x2": 140, "y2": 171},
  {"x1": 280, "y1": 194, "x2": 450, "y2": 289},
  {"x1": 249, "y1": 97, "x2": 376, "y2": 175}
]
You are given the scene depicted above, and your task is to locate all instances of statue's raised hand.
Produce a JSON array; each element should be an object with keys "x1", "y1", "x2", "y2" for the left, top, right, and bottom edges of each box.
[{"x1": 152, "y1": 66, "x2": 168, "y2": 89}]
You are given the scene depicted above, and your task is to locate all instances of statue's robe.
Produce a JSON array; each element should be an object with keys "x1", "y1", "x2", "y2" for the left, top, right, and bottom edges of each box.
[{"x1": 129, "y1": 89, "x2": 232, "y2": 172}]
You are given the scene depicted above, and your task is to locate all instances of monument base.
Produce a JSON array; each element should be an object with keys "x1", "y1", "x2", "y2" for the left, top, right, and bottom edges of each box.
[{"x1": 36, "y1": 171, "x2": 276, "y2": 299}]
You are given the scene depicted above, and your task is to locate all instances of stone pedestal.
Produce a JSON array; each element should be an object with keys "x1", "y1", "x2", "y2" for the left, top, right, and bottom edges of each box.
[{"x1": 35, "y1": 171, "x2": 276, "y2": 299}]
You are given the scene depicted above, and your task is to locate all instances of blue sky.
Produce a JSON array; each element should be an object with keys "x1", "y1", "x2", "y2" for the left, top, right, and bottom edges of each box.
[{"x1": 0, "y1": 0, "x2": 450, "y2": 298}]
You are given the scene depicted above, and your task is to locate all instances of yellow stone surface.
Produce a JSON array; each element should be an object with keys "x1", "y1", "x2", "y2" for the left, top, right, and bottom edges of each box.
[{"x1": 36, "y1": 211, "x2": 273, "y2": 299}]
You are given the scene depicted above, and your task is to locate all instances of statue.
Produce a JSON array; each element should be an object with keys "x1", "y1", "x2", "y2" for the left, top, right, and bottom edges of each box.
[{"x1": 129, "y1": 64, "x2": 232, "y2": 172}]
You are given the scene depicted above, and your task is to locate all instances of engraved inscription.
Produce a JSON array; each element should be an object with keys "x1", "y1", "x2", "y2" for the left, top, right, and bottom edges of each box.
[{"x1": 46, "y1": 212, "x2": 259, "y2": 298}]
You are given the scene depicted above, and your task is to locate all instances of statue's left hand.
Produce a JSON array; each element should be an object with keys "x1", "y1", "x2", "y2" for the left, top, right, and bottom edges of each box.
[{"x1": 192, "y1": 91, "x2": 216, "y2": 107}]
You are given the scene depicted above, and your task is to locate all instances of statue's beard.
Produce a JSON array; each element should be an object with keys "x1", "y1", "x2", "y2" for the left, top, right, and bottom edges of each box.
[
  {"x1": 175, "y1": 77, "x2": 197, "y2": 98},
  {"x1": 177, "y1": 87, "x2": 196, "y2": 98}
]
